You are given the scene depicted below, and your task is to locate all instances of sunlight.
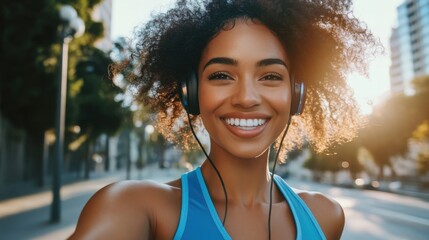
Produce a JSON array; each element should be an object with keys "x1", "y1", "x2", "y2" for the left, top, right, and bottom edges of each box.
[
  {"x1": 347, "y1": 73, "x2": 376, "y2": 115},
  {"x1": 346, "y1": 56, "x2": 392, "y2": 115}
]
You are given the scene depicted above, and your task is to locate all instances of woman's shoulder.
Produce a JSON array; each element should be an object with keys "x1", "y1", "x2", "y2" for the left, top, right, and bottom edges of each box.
[
  {"x1": 296, "y1": 189, "x2": 345, "y2": 240},
  {"x1": 90, "y1": 178, "x2": 182, "y2": 210},
  {"x1": 69, "y1": 178, "x2": 182, "y2": 239},
  {"x1": 107, "y1": 178, "x2": 182, "y2": 197}
]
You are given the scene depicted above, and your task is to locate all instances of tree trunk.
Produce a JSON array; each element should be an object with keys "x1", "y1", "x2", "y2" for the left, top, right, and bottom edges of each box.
[
  {"x1": 388, "y1": 162, "x2": 397, "y2": 180},
  {"x1": 31, "y1": 131, "x2": 45, "y2": 187},
  {"x1": 158, "y1": 139, "x2": 166, "y2": 168},
  {"x1": 84, "y1": 141, "x2": 92, "y2": 180},
  {"x1": 378, "y1": 164, "x2": 384, "y2": 181},
  {"x1": 126, "y1": 129, "x2": 131, "y2": 180},
  {"x1": 104, "y1": 136, "x2": 110, "y2": 172}
]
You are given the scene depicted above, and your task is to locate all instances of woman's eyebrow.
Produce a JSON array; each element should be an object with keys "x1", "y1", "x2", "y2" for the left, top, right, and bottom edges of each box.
[
  {"x1": 202, "y1": 57, "x2": 288, "y2": 70},
  {"x1": 203, "y1": 57, "x2": 238, "y2": 70},
  {"x1": 256, "y1": 58, "x2": 289, "y2": 69}
]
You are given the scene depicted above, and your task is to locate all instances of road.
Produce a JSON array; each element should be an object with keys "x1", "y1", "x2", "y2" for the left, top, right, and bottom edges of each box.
[
  {"x1": 287, "y1": 178, "x2": 429, "y2": 240},
  {"x1": 0, "y1": 167, "x2": 428, "y2": 240}
]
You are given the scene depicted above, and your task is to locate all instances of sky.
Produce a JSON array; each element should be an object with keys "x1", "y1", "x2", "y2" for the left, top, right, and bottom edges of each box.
[{"x1": 111, "y1": 0, "x2": 405, "y2": 113}]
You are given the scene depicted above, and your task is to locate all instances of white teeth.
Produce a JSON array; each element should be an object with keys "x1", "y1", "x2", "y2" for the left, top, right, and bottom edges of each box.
[
  {"x1": 240, "y1": 119, "x2": 246, "y2": 126},
  {"x1": 224, "y1": 118, "x2": 267, "y2": 127}
]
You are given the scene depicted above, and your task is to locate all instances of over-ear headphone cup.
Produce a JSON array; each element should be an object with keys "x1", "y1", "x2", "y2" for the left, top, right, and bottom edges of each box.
[
  {"x1": 187, "y1": 72, "x2": 200, "y2": 115},
  {"x1": 180, "y1": 72, "x2": 200, "y2": 115},
  {"x1": 290, "y1": 78, "x2": 305, "y2": 116},
  {"x1": 294, "y1": 82, "x2": 306, "y2": 115}
]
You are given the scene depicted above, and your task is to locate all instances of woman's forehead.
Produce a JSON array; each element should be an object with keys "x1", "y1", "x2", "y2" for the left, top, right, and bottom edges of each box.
[{"x1": 199, "y1": 21, "x2": 289, "y2": 67}]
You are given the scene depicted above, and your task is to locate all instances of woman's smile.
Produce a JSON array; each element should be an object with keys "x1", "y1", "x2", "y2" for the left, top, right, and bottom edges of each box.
[
  {"x1": 221, "y1": 113, "x2": 271, "y2": 138},
  {"x1": 223, "y1": 118, "x2": 268, "y2": 138},
  {"x1": 224, "y1": 118, "x2": 267, "y2": 128}
]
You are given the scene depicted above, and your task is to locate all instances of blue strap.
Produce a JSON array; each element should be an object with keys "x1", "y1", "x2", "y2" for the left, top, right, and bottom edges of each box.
[
  {"x1": 173, "y1": 172, "x2": 189, "y2": 240},
  {"x1": 274, "y1": 175, "x2": 326, "y2": 240}
]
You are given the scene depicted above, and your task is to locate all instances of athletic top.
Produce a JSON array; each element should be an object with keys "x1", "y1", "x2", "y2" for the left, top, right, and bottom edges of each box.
[{"x1": 173, "y1": 167, "x2": 326, "y2": 240}]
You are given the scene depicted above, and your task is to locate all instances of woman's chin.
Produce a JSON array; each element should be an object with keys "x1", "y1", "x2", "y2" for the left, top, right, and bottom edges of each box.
[{"x1": 224, "y1": 147, "x2": 269, "y2": 161}]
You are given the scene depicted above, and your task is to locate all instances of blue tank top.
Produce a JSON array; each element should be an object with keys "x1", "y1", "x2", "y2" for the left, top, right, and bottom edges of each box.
[{"x1": 173, "y1": 167, "x2": 326, "y2": 240}]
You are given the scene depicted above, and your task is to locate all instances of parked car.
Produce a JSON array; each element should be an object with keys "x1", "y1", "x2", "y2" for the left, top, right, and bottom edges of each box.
[{"x1": 353, "y1": 178, "x2": 380, "y2": 190}]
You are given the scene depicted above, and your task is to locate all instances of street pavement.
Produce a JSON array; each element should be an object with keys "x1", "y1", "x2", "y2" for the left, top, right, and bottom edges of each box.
[
  {"x1": 287, "y1": 178, "x2": 429, "y2": 240},
  {"x1": 0, "y1": 164, "x2": 186, "y2": 240}
]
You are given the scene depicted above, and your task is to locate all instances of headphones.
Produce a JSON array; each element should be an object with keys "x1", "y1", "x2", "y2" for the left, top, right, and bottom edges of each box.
[{"x1": 179, "y1": 71, "x2": 306, "y2": 116}]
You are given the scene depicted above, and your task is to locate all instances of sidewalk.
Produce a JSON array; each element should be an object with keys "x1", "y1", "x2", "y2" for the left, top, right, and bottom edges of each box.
[{"x1": 0, "y1": 164, "x2": 186, "y2": 240}]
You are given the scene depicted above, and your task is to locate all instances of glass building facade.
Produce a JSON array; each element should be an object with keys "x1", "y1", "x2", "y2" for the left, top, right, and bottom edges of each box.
[
  {"x1": 390, "y1": 0, "x2": 429, "y2": 94},
  {"x1": 92, "y1": 0, "x2": 113, "y2": 52}
]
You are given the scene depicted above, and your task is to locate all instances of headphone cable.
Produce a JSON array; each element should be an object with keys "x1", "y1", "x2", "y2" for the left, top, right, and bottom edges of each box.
[
  {"x1": 268, "y1": 114, "x2": 292, "y2": 240},
  {"x1": 186, "y1": 112, "x2": 229, "y2": 225}
]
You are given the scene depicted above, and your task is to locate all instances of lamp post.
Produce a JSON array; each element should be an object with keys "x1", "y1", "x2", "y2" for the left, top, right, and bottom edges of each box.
[{"x1": 51, "y1": 5, "x2": 84, "y2": 223}]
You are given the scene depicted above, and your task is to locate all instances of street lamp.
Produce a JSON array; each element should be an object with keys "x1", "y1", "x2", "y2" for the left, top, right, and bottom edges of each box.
[{"x1": 52, "y1": 5, "x2": 84, "y2": 223}]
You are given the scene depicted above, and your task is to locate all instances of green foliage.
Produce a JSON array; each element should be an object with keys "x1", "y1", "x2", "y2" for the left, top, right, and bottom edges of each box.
[
  {"x1": 182, "y1": 148, "x2": 205, "y2": 166},
  {"x1": 304, "y1": 147, "x2": 342, "y2": 173},
  {"x1": 417, "y1": 152, "x2": 429, "y2": 176},
  {"x1": 0, "y1": 0, "x2": 127, "y2": 150},
  {"x1": 329, "y1": 140, "x2": 363, "y2": 177},
  {"x1": 413, "y1": 121, "x2": 429, "y2": 141},
  {"x1": 287, "y1": 147, "x2": 303, "y2": 161},
  {"x1": 85, "y1": 21, "x2": 105, "y2": 43},
  {"x1": 303, "y1": 139, "x2": 363, "y2": 181},
  {"x1": 72, "y1": 47, "x2": 128, "y2": 141},
  {"x1": 0, "y1": 0, "x2": 59, "y2": 137}
]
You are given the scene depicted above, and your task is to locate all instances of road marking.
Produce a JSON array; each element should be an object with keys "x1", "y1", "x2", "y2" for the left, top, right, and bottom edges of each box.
[{"x1": 371, "y1": 207, "x2": 429, "y2": 227}]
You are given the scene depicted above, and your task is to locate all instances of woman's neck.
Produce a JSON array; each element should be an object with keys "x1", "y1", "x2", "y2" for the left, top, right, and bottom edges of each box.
[{"x1": 201, "y1": 146, "x2": 273, "y2": 206}]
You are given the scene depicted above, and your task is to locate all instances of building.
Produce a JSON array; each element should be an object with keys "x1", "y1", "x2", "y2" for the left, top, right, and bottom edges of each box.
[
  {"x1": 389, "y1": 0, "x2": 429, "y2": 94},
  {"x1": 92, "y1": 0, "x2": 113, "y2": 52}
]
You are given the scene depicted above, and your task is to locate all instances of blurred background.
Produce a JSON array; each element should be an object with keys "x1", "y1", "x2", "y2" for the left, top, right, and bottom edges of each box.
[{"x1": 0, "y1": 0, "x2": 428, "y2": 239}]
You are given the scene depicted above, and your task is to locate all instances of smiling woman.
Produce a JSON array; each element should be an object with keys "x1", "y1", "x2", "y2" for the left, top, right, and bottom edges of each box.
[{"x1": 70, "y1": 1, "x2": 378, "y2": 239}]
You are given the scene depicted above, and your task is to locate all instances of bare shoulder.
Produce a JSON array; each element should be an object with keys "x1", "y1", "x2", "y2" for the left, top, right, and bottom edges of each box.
[
  {"x1": 296, "y1": 189, "x2": 345, "y2": 240},
  {"x1": 69, "y1": 179, "x2": 181, "y2": 240}
]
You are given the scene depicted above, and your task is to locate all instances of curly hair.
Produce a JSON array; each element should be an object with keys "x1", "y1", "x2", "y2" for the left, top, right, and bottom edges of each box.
[{"x1": 114, "y1": 0, "x2": 379, "y2": 157}]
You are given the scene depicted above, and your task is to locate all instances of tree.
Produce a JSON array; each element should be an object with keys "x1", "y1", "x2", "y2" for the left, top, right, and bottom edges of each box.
[
  {"x1": 304, "y1": 146, "x2": 342, "y2": 182},
  {"x1": 1, "y1": 0, "x2": 59, "y2": 137},
  {"x1": 360, "y1": 75, "x2": 429, "y2": 179},
  {"x1": 0, "y1": 0, "x2": 126, "y2": 183},
  {"x1": 329, "y1": 139, "x2": 363, "y2": 180},
  {"x1": 410, "y1": 77, "x2": 429, "y2": 177},
  {"x1": 361, "y1": 94, "x2": 414, "y2": 179},
  {"x1": 409, "y1": 76, "x2": 429, "y2": 123},
  {"x1": 71, "y1": 46, "x2": 127, "y2": 177}
]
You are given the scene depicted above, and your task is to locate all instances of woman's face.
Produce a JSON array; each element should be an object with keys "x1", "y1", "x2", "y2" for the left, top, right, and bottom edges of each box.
[{"x1": 198, "y1": 20, "x2": 291, "y2": 159}]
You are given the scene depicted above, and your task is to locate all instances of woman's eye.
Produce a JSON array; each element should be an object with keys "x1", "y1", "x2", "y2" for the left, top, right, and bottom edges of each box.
[
  {"x1": 261, "y1": 73, "x2": 282, "y2": 81},
  {"x1": 208, "y1": 72, "x2": 232, "y2": 80}
]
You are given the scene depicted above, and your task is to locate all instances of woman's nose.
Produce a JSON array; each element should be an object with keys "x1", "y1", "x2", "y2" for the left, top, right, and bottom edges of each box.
[{"x1": 231, "y1": 79, "x2": 261, "y2": 109}]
